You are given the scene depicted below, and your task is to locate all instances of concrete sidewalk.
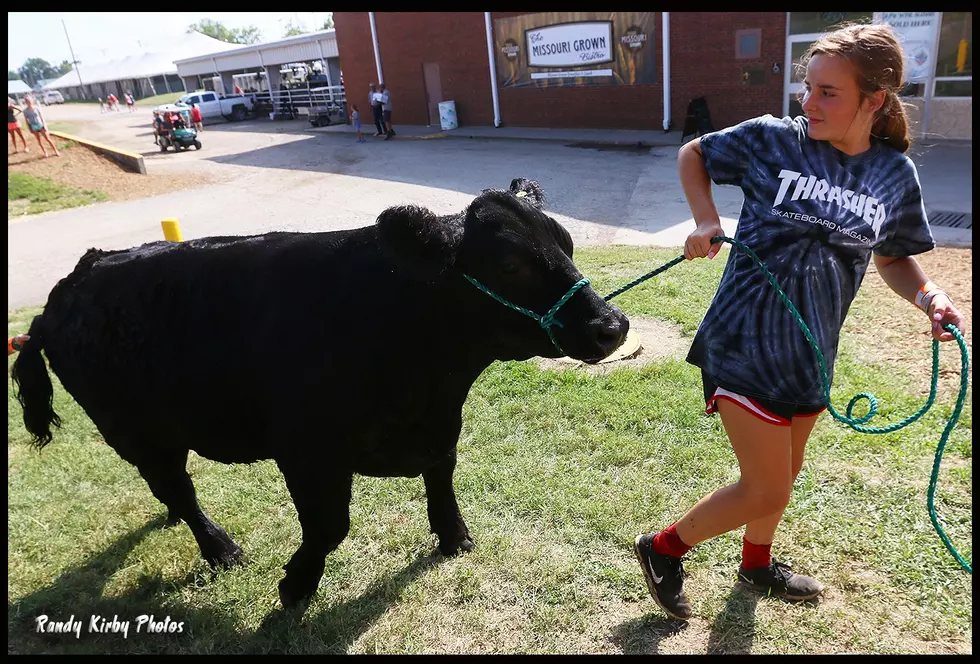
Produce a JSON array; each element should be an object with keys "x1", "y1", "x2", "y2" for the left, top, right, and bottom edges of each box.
[{"x1": 312, "y1": 121, "x2": 972, "y2": 248}]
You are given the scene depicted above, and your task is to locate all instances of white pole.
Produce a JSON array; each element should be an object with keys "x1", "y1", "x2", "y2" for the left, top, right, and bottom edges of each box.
[
  {"x1": 662, "y1": 12, "x2": 671, "y2": 131},
  {"x1": 369, "y1": 12, "x2": 384, "y2": 85},
  {"x1": 484, "y1": 12, "x2": 502, "y2": 127},
  {"x1": 317, "y1": 39, "x2": 334, "y2": 104},
  {"x1": 921, "y1": 12, "x2": 942, "y2": 140}
]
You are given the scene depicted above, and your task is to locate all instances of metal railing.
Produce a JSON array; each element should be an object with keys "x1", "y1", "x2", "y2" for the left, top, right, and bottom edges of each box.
[{"x1": 249, "y1": 85, "x2": 347, "y2": 120}]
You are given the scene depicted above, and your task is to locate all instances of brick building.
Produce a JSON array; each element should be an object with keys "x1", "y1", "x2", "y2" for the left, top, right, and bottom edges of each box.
[{"x1": 335, "y1": 11, "x2": 971, "y2": 139}]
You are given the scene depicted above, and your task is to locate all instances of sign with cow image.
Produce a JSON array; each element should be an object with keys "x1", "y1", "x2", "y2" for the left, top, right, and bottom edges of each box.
[{"x1": 495, "y1": 11, "x2": 657, "y2": 88}]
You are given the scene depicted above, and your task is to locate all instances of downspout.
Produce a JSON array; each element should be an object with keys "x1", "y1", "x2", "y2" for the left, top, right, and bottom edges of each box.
[
  {"x1": 369, "y1": 12, "x2": 384, "y2": 85},
  {"x1": 484, "y1": 12, "x2": 502, "y2": 127},
  {"x1": 662, "y1": 12, "x2": 671, "y2": 131}
]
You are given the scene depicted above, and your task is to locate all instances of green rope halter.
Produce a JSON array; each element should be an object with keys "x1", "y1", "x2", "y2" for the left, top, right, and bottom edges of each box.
[{"x1": 463, "y1": 274, "x2": 591, "y2": 356}]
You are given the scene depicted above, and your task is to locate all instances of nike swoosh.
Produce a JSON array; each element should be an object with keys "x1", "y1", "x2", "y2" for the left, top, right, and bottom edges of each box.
[{"x1": 647, "y1": 559, "x2": 663, "y2": 585}]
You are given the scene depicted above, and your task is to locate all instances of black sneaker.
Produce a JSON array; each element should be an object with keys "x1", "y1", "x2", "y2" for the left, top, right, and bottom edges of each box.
[
  {"x1": 737, "y1": 560, "x2": 825, "y2": 601},
  {"x1": 633, "y1": 533, "x2": 692, "y2": 620}
]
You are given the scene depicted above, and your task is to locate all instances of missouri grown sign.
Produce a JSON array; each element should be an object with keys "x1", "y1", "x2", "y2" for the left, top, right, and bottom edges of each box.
[{"x1": 526, "y1": 22, "x2": 614, "y2": 68}]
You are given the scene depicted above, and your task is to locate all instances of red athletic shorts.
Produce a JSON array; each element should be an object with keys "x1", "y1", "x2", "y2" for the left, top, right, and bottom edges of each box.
[{"x1": 702, "y1": 370, "x2": 825, "y2": 426}]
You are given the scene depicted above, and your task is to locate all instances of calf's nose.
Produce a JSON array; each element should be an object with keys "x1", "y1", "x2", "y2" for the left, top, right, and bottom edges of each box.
[{"x1": 591, "y1": 308, "x2": 629, "y2": 356}]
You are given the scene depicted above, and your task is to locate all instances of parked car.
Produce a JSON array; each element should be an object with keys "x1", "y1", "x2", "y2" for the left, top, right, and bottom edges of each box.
[
  {"x1": 40, "y1": 90, "x2": 65, "y2": 105},
  {"x1": 175, "y1": 91, "x2": 254, "y2": 122}
]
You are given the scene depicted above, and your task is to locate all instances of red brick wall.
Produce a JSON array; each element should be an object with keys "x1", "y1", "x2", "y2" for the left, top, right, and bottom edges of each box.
[
  {"x1": 335, "y1": 12, "x2": 493, "y2": 127},
  {"x1": 335, "y1": 12, "x2": 787, "y2": 131},
  {"x1": 669, "y1": 12, "x2": 787, "y2": 131}
]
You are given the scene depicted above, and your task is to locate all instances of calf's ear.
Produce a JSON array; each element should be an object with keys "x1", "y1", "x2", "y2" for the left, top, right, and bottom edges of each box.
[
  {"x1": 376, "y1": 204, "x2": 462, "y2": 279},
  {"x1": 509, "y1": 177, "x2": 545, "y2": 209}
]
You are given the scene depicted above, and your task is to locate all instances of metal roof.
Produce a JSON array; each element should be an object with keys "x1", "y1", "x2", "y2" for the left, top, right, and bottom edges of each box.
[{"x1": 43, "y1": 32, "x2": 241, "y2": 89}]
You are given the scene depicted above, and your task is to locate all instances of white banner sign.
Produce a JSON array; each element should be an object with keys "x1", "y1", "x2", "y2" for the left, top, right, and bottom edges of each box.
[
  {"x1": 526, "y1": 22, "x2": 614, "y2": 68},
  {"x1": 530, "y1": 69, "x2": 613, "y2": 80},
  {"x1": 874, "y1": 12, "x2": 940, "y2": 81}
]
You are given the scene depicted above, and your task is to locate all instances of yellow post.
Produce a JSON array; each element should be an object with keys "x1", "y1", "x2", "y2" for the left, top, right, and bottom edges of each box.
[{"x1": 161, "y1": 218, "x2": 183, "y2": 242}]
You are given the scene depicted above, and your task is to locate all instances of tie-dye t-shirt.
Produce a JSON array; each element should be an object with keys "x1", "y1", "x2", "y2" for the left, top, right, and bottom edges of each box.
[{"x1": 687, "y1": 114, "x2": 935, "y2": 406}]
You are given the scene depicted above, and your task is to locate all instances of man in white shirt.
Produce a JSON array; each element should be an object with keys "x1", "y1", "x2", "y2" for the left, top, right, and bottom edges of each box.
[{"x1": 368, "y1": 83, "x2": 385, "y2": 136}]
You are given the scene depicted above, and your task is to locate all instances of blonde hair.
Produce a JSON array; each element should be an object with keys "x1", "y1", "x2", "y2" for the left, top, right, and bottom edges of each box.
[{"x1": 801, "y1": 23, "x2": 912, "y2": 153}]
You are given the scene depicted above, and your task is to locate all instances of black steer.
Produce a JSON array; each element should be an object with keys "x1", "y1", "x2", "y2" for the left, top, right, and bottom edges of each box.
[{"x1": 13, "y1": 177, "x2": 629, "y2": 611}]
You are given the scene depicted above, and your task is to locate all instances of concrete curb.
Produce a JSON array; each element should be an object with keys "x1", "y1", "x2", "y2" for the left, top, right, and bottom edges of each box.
[{"x1": 48, "y1": 130, "x2": 147, "y2": 175}]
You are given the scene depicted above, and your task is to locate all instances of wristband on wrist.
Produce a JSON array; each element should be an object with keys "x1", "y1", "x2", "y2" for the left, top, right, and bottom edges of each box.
[
  {"x1": 915, "y1": 281, "x2": 939, "y2": 311},
  {"x1": 916, "y1": 283, "x2": 952, "y2": 313}
]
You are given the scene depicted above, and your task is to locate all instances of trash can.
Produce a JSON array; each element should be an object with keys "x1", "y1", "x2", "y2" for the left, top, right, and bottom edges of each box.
[{"x1": 438, "y1": 100, "x2": 458, "y2": 131}]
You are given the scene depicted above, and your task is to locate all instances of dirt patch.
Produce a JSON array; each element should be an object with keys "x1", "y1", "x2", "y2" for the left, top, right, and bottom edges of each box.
[
  {"x1": 7, "y1": 140, "x2": 213, "y2": 205},
  {"x1": 848, "y1": 248, "x2": 972, "y2": 397},
  {"x1": 535, "y1": 317, "x2": 689, "y2": 374}
]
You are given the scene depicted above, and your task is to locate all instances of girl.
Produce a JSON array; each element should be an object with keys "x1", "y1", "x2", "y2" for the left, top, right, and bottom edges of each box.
[
  {"x1": 23, "y1": 96, "x2": 60, "y2": 158},
  {"x1": 634, "y1": 23, "x2": 967, "y2": 621},
  {"x1": 351, "y1": 104, "x2": 365, "y2": 143},
  {"x1": 8, "y1": 97, "x2": 28, "y2": 153}
]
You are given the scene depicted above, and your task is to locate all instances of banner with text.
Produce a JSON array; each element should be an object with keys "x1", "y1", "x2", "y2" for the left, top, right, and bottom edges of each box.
[
  {"x1": 494, "y1": 12, "x2": 657, "y2": 88},
  {"x1": 873, "y1": 12, "x2": 940, "y2": 81}
]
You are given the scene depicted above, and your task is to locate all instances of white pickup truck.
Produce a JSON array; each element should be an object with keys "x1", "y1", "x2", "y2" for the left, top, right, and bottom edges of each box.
[{"x1": 176, "y1": 91, "x2": 255, "y2": 122}]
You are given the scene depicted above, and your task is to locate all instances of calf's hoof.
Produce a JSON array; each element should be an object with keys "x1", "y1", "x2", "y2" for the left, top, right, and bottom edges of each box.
[
  {"x1": 278, "y1": 575, "x2": 315, "y2": 612},
  {"x1": 204, "y1": 543, "x2": 244, "y2": 570},
  {"x1": 438, "y1": 534, "x2": 475, "y2": 557},
  {"x1": 164, "y1": 512, "x2": 182, "y2": 528}
]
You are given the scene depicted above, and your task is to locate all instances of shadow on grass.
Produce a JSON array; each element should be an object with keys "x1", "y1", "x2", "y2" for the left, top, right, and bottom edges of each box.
[
  {"x1": 8, "y1": 514, "x2": 445, "y2": 654},
  {"x1": 705, "y1": 584, "x2": 761, "y2": 655},
  {"x1": 610, "y1": 612, "x2": 691, "y2": 654},
  {"x1": 610, "y1": 584, "x2": 765, "y2": 654}
]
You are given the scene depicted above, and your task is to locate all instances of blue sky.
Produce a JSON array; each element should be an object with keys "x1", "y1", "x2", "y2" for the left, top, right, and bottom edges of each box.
[{"x1": 9, "y1": 12, "x2": 334, "y2": 72}]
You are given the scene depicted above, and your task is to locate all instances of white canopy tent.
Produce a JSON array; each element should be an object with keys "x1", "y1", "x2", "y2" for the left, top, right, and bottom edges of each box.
[{"x1": 42, "y1": 32, "x2": 241, "y2": 98}]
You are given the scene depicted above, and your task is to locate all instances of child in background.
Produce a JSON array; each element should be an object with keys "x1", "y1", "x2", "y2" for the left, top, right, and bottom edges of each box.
[{"x1": 351, "y1": 104, "x2": 364, "y2": 143}]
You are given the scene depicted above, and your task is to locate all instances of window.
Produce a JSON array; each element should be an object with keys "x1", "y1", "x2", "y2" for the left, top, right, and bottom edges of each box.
[
  {"x1": 189, "y1": 95, "x2": 200, "y2": 105},
  {"x1": 789, "y1": 12, "x2": 873, "y2": 36},
  {"x1": 934, "y1": 12, "x2": 971, "y2": 97},
  {"x1": 203, "y1": 93, "x2": 217, "y2": 102},
  {"x1": 735, "y1": 29, "x2": 761, "y2": 60}
]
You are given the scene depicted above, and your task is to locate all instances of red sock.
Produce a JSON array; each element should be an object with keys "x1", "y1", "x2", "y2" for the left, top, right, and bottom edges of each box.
[
  {"x1": 741, "y1": 537, "x2": 772, "y2": 569},
  {"x1": 652, "y1": 523, "x2": 692, "y2": 558}
]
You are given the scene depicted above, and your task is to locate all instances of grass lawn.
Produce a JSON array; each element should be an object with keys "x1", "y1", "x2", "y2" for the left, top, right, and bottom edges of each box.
[
  {"x1": 6, "y1": 245, "x2": 972, "y2": 654},
  {"x1": 7, "y1": 169, "x2": 108, "y2": 218}
]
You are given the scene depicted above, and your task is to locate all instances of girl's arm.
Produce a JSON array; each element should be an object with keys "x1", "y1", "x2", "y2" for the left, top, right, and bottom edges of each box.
[{"x1": 873, "y1": 254, "x2": 967, "y2": 342}]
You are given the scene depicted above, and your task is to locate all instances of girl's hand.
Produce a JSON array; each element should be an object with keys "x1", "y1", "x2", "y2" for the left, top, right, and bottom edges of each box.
[
  {"x1": 927, "y1": 293, "x2": 967, "y2": 342},
  {"x1": 684, "y1": 220, "x2": 725, "y2": 260}
]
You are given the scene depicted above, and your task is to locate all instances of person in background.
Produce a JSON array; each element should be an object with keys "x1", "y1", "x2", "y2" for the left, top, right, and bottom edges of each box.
[
  {"x1": 380, "y1": 83, "x2": 395, "y2": 140},
  {"x1": 351, "y1": 104, "x2": 364, "y2": 143},
  {"x1": 191, "y1": 103, "x2": 203, "y2": 132},
  {"x1": 368, "y1": 82, "x2": 384, "y2": 136},
  {"x1": 98, "y1": 97, "x2": 106, "y2": 113},
  {"x1": 22, "y1": 96, "x2": 60, "y2": 158},
  {"x1": 8, "y1": 97, "x2": 29, "y2": 154}
]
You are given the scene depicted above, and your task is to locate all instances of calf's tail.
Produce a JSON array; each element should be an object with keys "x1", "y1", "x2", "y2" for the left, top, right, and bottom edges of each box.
[{"x1": 11, "y1": 315, "x2": 61, "y2": 448}]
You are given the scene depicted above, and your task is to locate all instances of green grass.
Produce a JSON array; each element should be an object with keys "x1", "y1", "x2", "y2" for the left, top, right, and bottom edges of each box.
[
  {"x1": 7, "y1": 246, "x2": 972, "y2": 654},
  {"x1": 7, "y1": 171, "x2": 108, "y2": 219},
  {"x1": 46, "y1": 121, "x2": 81, "y2": 136}
]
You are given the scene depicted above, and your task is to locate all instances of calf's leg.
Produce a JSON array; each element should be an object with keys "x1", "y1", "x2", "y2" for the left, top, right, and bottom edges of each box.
[
  {"x1": 276, "y1": 460, "x2": 354, "y2": 611},
  {"x1": 423, "y1": 448, "x2": 474, "y2": 556},
  {"x1": 126, "y1": 448, "x2": 243, "y2": 568}
]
